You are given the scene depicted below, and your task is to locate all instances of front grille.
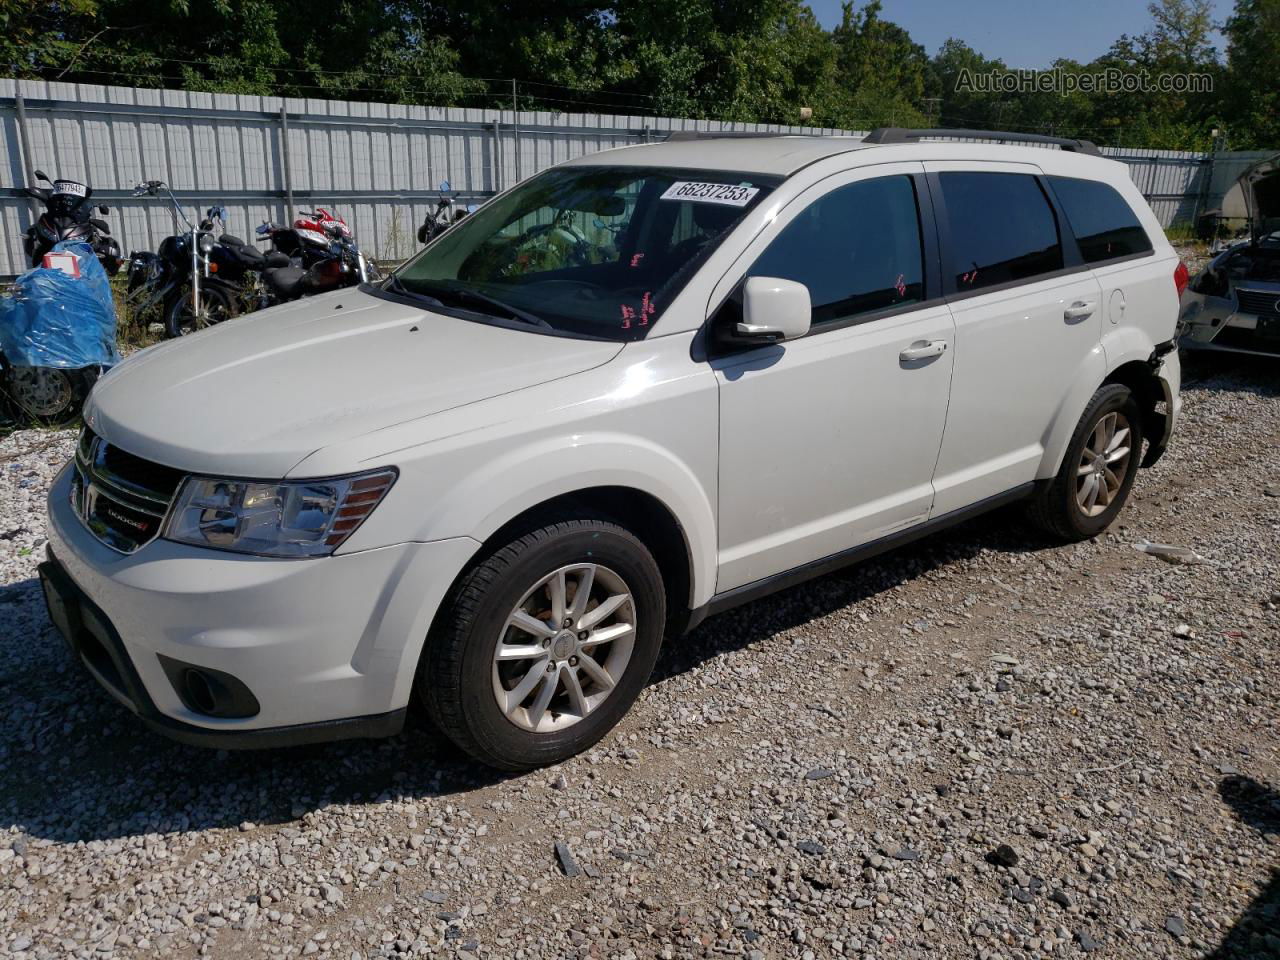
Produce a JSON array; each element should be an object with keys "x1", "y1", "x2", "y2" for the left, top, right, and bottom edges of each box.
[
  {"x1": 1235, "y1": 288, "x2": 1280, "y2": 317},
  {"x1": 73, "y1": 428, "x2": 186, "y2": 553}
]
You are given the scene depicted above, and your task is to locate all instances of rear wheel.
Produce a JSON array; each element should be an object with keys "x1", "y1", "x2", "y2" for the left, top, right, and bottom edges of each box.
[
  {"x1": 1028, "y1": 383, "x2": 1143, "y2": 541},
  {"x1": 419, "y1": 519, "x2": 666, "y2": 770},
  {"x1": 1, "y1": 364, "x2": 98, "y2": 426},
  {"x1": 165, "y1": 284, "x2": 238, "y2": 338}
]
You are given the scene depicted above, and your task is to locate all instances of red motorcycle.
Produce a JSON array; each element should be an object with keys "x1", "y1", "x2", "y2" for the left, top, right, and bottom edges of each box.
[{"x1": 254, "y1": 209, "x2": 378, "y2": 303}]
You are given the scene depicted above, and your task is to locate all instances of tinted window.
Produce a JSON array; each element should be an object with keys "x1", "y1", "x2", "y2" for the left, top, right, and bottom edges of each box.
[
  {"x1": 939, "y1": 172, "x2": 1063, "y2": 292},
  {"x1": 747, "y1": 175, "x2": 925, "y2": 326},
  {"x1": 392, "y1": 166, "x2": 774, "y2": 341},
  {"x1": 1048, "y1": 176, "x2": 1153, "y2": 264}
]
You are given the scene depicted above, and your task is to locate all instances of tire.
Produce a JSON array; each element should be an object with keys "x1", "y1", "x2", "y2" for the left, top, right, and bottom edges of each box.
[
  {"x1": 1, "y1": 363, "x2": 98, "y2": 427},
  {"x1": 164, "y1": 283, "x2": 239, "y2": 338},
  {"x1": 419, "y1": 519, "x2": 666, "y2": 770},
  {"x1": 1028, "y1": 383, "x2": 1144, "y2": 541}
]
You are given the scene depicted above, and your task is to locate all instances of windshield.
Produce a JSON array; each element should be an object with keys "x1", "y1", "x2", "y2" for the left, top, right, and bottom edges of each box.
[{"x1": 385, "y1": 165, "x2": 777, "y2": 340}]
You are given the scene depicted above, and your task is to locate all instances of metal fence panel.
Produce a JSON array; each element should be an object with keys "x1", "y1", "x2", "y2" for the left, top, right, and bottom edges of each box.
[{"x1": 0, "y1": 76, "x2": 1265, "y2": 276}]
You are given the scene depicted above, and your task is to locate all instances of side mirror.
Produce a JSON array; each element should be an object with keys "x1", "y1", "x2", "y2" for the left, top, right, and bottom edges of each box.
[
  {"x1": 737, "y1": 276, "x2": 811, "y2": 342},
  {"x1": 439, "y1": 179, "x2": 451, "y2": 192},
  {"x1": 33, "y1": 169, "x2": 50, "y2": 183},
  {"x1": 98, "y1": 205, "x2": 110, "y2": 215}
]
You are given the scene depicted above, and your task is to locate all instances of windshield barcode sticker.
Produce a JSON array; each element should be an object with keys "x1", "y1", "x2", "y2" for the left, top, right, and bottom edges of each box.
[
  {"x1": 52, "y1": 180, "x2": 87, "y2": 198},
  {"x1": 660, "y1": 181, "x2": 759, "y2": 206}
]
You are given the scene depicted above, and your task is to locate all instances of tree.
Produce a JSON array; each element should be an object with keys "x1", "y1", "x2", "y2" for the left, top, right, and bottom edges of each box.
[
  {"x1": 1091, "y1": 0, "x2": 1221, "y2": 149},
  {"x1": 827, "y1": 1, "x2": 929, "y2": 127},
  {"x1": 1222, "y1": 0, "x2": 1280, "y2": 148},
  {"x1": 930, "y1": 38, "x2": 1010, "y2": 130}
]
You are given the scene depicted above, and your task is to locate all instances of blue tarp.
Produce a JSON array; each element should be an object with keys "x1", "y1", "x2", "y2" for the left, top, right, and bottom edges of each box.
[{"x1": 0, "y1": 241, "x2": 119, "y2": 369}]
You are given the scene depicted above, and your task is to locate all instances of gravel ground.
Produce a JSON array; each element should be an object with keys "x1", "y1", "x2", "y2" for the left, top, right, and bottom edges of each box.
[{"x1": 0, "y1": 353, "x2": 1277, "y2": 960}]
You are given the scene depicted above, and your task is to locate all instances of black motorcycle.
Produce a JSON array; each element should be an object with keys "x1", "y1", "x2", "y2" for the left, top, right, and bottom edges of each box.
[
  {"x1": 126, "y1": 181, "x2": 269, "y2": 337},
  {"x1": 417, "y1": 180, "x2": 476, "y2": 244},
  {"x1": 21, "y1": 170, "x2": 122, "y2": 275}
]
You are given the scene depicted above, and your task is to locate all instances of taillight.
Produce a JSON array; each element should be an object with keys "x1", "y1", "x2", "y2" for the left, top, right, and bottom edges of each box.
[{"x1": 1173, "y1": 261, "x2": 1189, "y2": 298}]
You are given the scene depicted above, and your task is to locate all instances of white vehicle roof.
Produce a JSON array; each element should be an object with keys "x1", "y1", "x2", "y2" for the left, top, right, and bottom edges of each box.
[{"x1": 564, "y1": 134, "x2": 1123, "y2": 179}]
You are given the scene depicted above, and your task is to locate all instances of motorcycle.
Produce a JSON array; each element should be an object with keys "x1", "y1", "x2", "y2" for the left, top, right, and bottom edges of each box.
[
  {"x1": 126, "y1": 180, "x2": 269, "y2": 337},
  {"x1": 0, "y1": 240, "x2": 119, "y2": 426},
  {"x1": 21, "y1": 169, "x2": 122, "y2": 275},
  {"x1": 255, "y1": 209, "x2": 379, "y2": 303},
  {"x1": 417, "y1": 181, "x2": 477, "y2": 244}
]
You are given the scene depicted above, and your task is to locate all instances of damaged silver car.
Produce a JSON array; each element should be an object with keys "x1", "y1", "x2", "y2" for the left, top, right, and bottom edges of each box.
[{"x1": 1180, "y1": 153, "x2": 1280, "y2": 357}]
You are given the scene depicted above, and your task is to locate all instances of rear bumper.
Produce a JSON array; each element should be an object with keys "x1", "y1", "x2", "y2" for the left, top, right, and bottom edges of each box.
[
  {"x1": 1140, "y1": 346, "x2": 1180, "y2": 468},
  {"x1": 39, "y1": 550, "x2": 407, "y2": 748}
]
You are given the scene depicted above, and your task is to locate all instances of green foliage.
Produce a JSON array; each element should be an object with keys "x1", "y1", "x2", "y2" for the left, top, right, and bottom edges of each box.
[
  {"x1": 1222, "y1": 0, "x2": 1280, "y2": 148},
  {"x1": 3, "y1": 0, "x2": 1277, "y2": 149}
]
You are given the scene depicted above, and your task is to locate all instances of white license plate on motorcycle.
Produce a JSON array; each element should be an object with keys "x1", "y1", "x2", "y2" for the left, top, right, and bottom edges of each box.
[
  {"x1": 659, "y1": 181, "x2": 759, "y2": 206},
  {"x1": 52, "y1": 180, "x2": 88, "y2": 198},
  {"x1": 42, "y1": 252, "x2": 81, "y2": 277}
]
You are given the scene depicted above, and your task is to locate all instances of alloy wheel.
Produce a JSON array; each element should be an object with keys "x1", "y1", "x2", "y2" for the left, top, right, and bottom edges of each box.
[
  {"x1": 491, "y1": 563, "x2": 636, "y2": 734},
  {"x1": 1075, "y1": 411, "x2": 1133, "y2": 517}
]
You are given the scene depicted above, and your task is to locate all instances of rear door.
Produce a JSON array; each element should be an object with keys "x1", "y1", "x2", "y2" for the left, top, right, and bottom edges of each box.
[
  {"x1": 924, "y1": 162, "x2": 1104, "y2": 515},
  {"x1": 1043, "y1": 174, "x2": 1168, "y2": 348}
]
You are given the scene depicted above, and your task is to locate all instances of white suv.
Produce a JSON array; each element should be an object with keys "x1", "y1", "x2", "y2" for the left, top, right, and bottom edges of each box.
[{"x1": 42, "y1": 129, "x2": 1183, "y2": 769}]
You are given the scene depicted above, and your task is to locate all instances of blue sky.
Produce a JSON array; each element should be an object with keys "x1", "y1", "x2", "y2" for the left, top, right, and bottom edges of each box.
[{"x1": 806, "y1": 0, "x2": 1233, "y2": 68}]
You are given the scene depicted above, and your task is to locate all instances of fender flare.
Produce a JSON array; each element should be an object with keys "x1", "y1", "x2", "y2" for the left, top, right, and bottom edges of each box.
[
  {"x1": 1035, "y1": 345, "x2": 1108, "y2": 480},
  {"x1": 421, "y1": 431, "x2": 717, "y2": 610}
]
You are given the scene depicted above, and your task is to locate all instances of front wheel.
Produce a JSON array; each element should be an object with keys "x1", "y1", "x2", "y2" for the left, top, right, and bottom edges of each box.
[
  {"x1": 1028, "y1": 383, "x2": 1144, "y2": 541},
  {"x1": 164, "y1": 283, "x2": 239, "y2": 338},
  {"x1": 419, "y1": 519, "x2": 666, "y2": 770}
]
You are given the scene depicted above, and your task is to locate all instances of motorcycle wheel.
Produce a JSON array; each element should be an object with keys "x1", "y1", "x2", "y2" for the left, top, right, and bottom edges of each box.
[
  {"x1": 165, "y1": 284, "x2": 239, "y2": 338},
  {"x1": 2, "y1": 365, "x2": 98, "y2": 427}
]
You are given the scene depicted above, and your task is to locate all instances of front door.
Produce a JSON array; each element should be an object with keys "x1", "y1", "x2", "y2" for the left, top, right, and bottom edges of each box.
[{"x1": 711, "y1": 165, "x2": 956, "y2": 593}]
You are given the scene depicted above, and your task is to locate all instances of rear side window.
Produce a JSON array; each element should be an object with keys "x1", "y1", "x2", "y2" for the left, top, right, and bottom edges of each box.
[
  {"x1": 1048, "y1": 176, "x2": 1153, "y2": 264},
  {"x1": 747, "y1": 175, "x2": 925, "y2": 327},
  {"x1": 938, "y1": 172, "x2": 1063, "y2": 293}
]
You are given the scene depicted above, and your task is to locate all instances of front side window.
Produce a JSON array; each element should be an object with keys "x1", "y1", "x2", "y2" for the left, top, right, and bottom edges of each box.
[
  {"x1": 1047, "y1": 176, "x2": 1153, "y2": 264},
  {"x1": 938, "y1": 172, "x2": 1063, "y2": 292},
  {"x1": 745, "y1": 175, "x2": 926, "y2": 327},
  {"x1": 387, "y1": 166, "x2": 775, "y2": 340}
]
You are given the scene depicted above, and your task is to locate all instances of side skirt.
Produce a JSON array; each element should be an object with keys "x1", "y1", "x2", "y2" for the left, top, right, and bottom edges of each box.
[{"x1": 683, "y1": 482, "x2": 1036, "y2": 632}]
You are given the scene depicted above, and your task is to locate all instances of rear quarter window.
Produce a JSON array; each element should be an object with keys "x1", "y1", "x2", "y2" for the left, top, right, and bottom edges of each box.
[{"x1": 1047, "y1": 176, "x2": 1154, "y2": 265}]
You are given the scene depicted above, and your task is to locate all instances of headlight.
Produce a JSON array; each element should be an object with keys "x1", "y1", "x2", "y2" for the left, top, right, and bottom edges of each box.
[
  {"x1": 163, "y1": 469, "x2": 397, "y2": 558},
  {"x1": 198, "y1": 233, "x2": 216, "y2": 254}
]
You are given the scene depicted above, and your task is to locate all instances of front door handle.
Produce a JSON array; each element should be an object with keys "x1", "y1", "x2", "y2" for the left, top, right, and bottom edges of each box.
[
  {"x1": 1064, "y1": 300, "x2": 1096, "y2": 321},
  {"x1": 899, "y1": 339, "x2": 948, "y2": 363}
]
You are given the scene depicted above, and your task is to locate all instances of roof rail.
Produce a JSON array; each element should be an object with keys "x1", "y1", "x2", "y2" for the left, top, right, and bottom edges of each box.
[
  {"x1": 664, "y1": 130, "x2": 817, "y2": 141},
  {"x1": 862, "y1": 127, "x2": 1101, "y2": 156}
]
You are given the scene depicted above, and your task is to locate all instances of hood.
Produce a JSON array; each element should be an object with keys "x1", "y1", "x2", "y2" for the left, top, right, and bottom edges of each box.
[
  {"x1": 86, "y1": 288, "x2": 622, "y2": 478},
  {"x1": 1220, "y1": 153, "x2": 1280, "y2": 243}
]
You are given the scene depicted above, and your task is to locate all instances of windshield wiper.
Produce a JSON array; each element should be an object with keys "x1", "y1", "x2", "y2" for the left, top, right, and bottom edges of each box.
[
  {"x1": 386, "y1": 276, "x2": 552, "y2": 330},
  {"x1": 383, "y1": 273, "x2": 443, "y2": 306}
]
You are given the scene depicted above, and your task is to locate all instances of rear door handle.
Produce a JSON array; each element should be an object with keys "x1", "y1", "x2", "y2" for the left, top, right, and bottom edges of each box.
[
  {"x1": 1064, "y1": 300, "x2": 1096, "y2": 321},
  {"x1": 899, "y1": 339, "x2": 948, "y2": 362}
]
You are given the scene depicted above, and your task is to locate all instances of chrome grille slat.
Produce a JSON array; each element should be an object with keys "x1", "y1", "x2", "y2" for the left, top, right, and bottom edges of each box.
[
  {"x1": 1236, "y1": 288, "x2": 1280, "y2": 317},
  {"x1": 72, "y1": 428, "x2": 186, "y2": 554},
  {"x1": 75, "y1": 449, "x2": 171, "y2": 509}
]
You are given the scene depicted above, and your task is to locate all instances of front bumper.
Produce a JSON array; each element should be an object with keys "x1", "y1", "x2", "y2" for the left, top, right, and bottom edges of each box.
[
  {"x1": 40, "y1": 553, "x2": 406, "y2": 748},
  {"x1": 1180, "y1": 293, "x2": 1280, "y2": 357},
  {"x1": 45, "y1": 465, "x2": 480, "y2": 748}
]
